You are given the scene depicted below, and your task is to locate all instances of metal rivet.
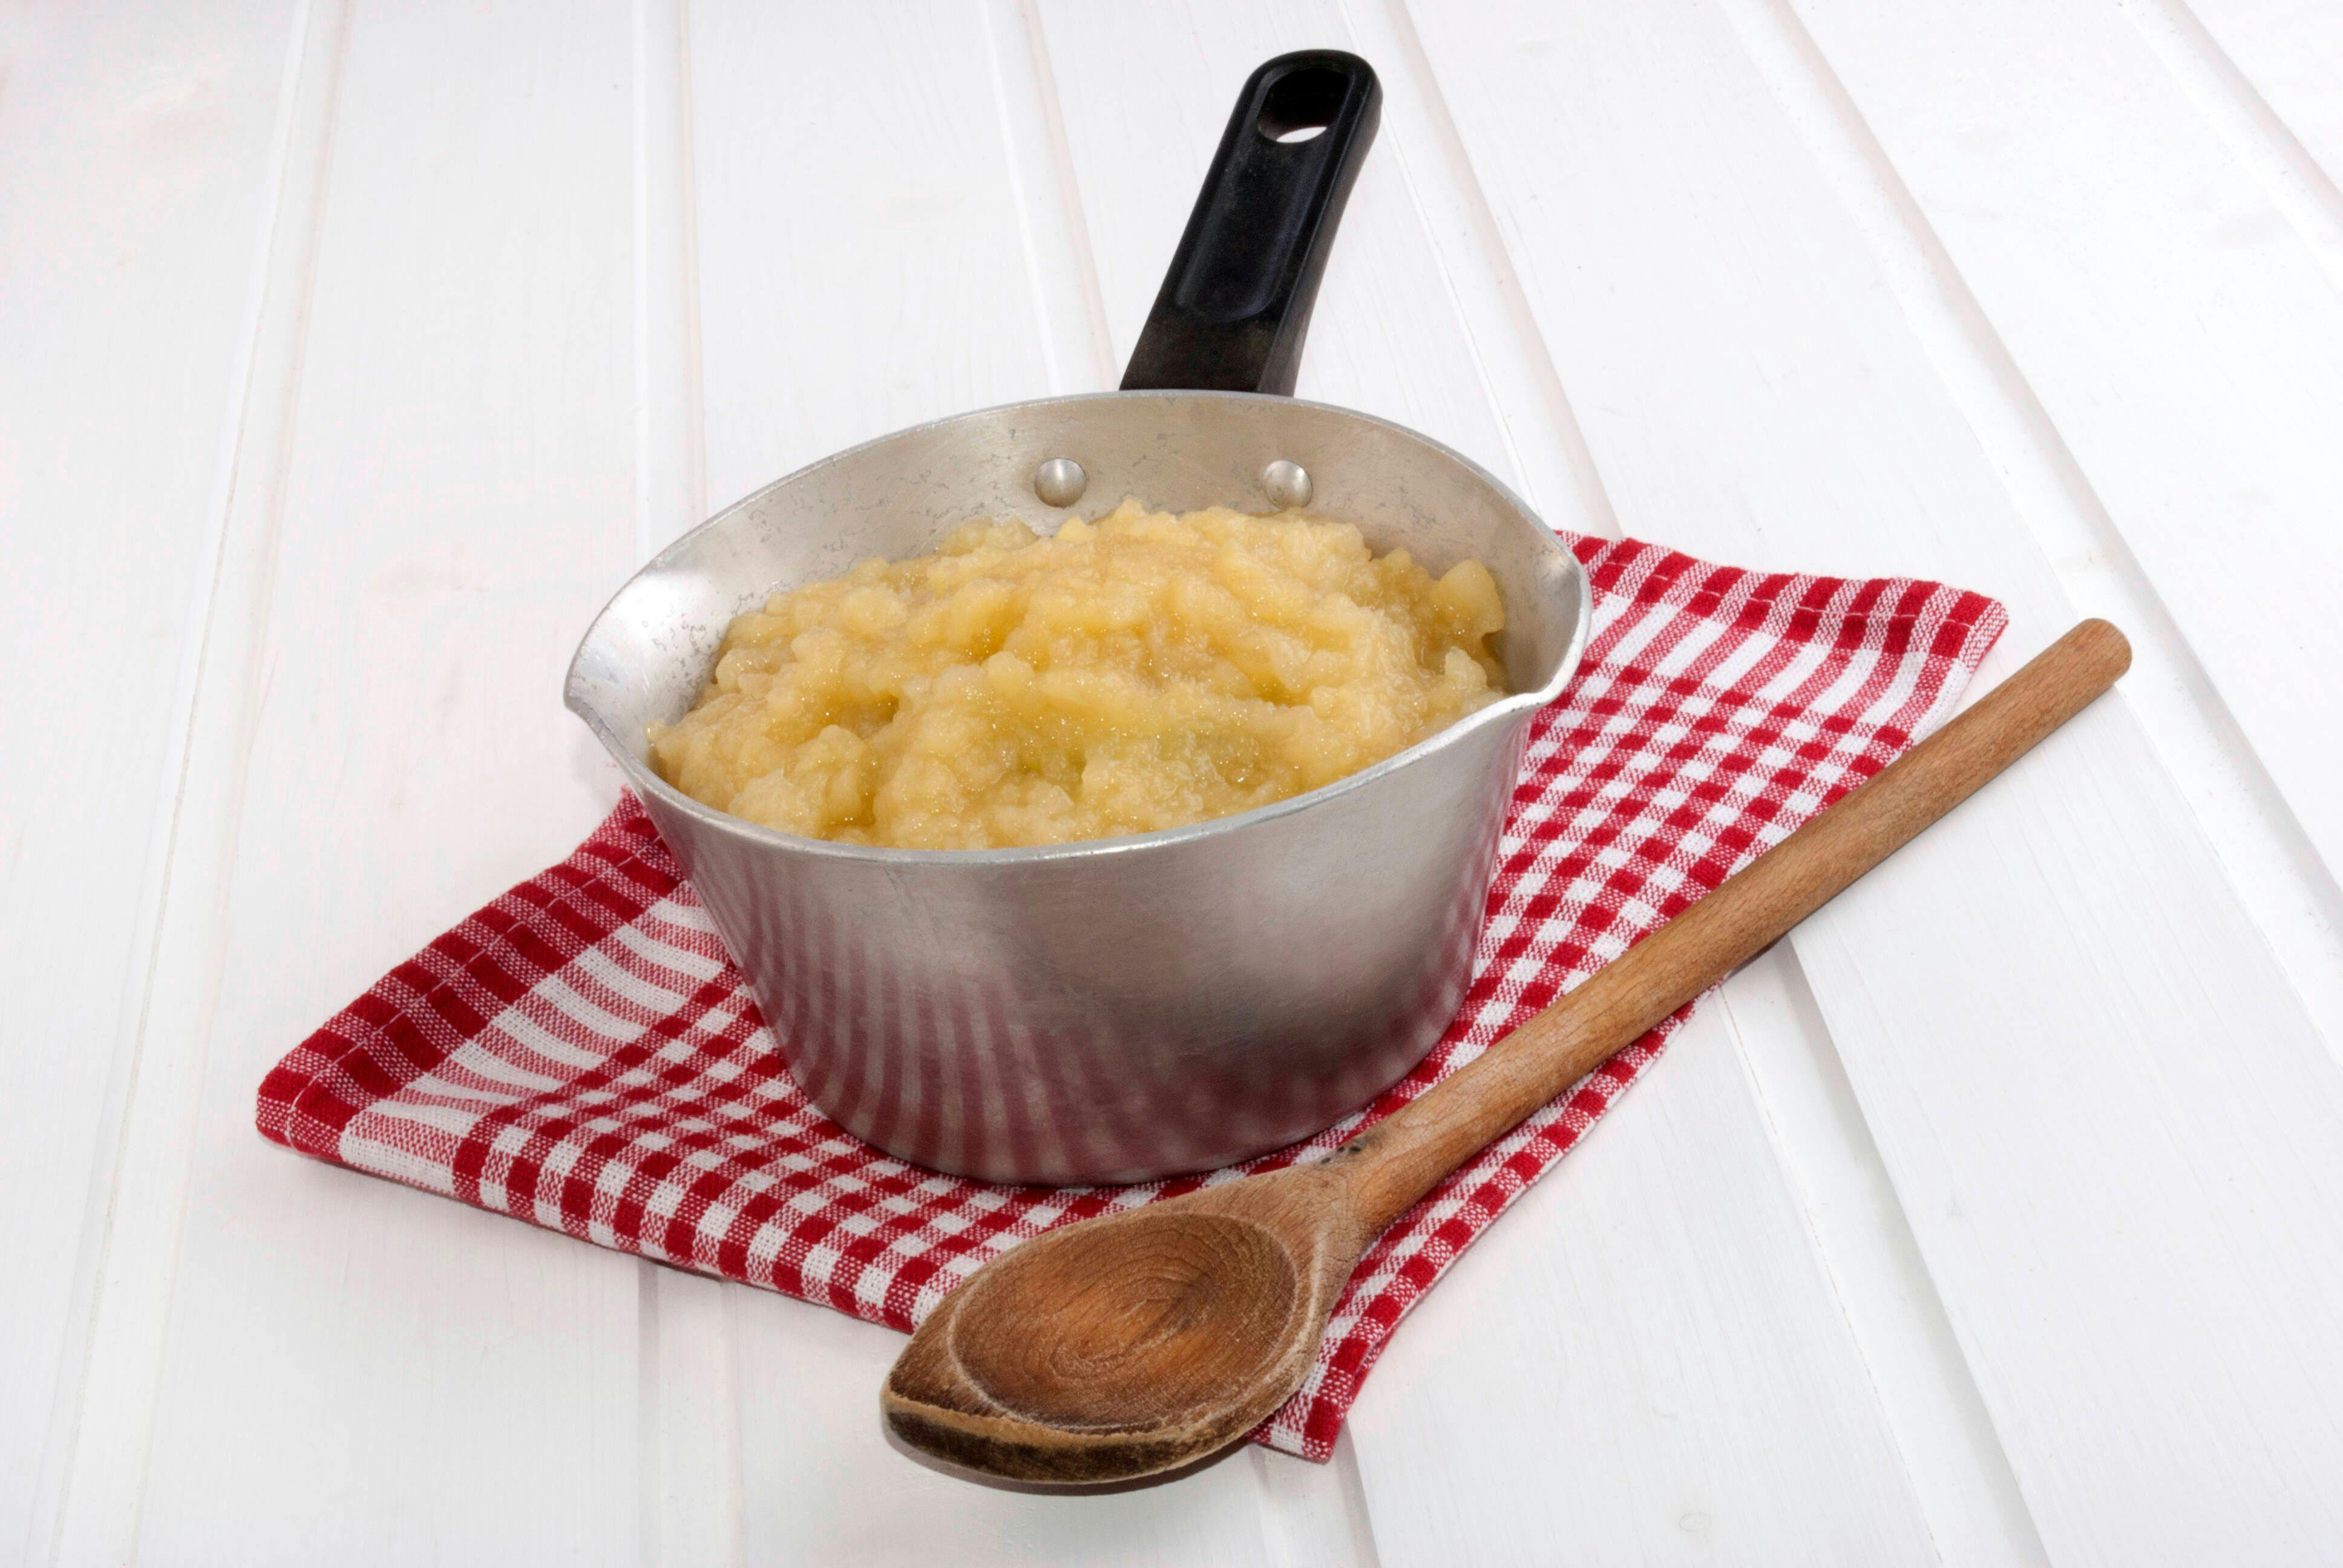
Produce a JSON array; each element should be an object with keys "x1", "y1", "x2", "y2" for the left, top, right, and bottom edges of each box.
[
  {"x1": 1262, "y1": 459, "x2": 1312, "y2": 511},
  {"x1": 1033, "y1": 457, "x2": 1087, "y2": 508}
]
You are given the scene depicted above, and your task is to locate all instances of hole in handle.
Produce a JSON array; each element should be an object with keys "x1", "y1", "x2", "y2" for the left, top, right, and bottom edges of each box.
[{"x1": 1256, "y1": 65, "x2": 1346, "y2": 144}]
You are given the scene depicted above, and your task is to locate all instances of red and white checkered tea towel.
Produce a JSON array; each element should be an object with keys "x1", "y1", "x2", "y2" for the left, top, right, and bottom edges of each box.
[{"x1": 258, "y1": 534, "x2": 2003, "y2": 1460}]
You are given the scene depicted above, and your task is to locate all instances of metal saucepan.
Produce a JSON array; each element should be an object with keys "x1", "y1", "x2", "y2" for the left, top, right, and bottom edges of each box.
[{"x1": 565, "y1": 51, "x2": 1590, "y2": 1183}]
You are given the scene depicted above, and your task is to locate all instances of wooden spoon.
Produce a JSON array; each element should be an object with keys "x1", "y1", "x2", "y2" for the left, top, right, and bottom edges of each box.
[{"x1": 883, "y1": 618, "x2": 2131, "y2": 1485}]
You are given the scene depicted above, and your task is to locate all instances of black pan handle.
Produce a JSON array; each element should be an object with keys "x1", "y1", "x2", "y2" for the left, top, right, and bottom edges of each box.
[{"x1": 1119, "y1": 51, "x2": 1381, "y2": 396}]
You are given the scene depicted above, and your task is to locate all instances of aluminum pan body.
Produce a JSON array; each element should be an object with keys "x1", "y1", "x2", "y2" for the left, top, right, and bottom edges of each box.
[{"x1": 566, "y1": 391, "x2": 1589, "y2": 1182}]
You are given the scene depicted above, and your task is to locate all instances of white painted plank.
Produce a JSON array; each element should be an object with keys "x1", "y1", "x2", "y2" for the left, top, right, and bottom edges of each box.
[
  {"x1": 1354, "y1": 8, "x2": 2069, "y2": 1558},
  {"x1": 1797, "y1": 688, "x2": 2343, "y2": 1564},
  {"x1": 1029, "y1": 3, "x2": 1951, "y2": 1561},
  {"x1": 2198, "y1": 0, "x2": 2343, "y2": 180},
  {"x1": 1719, "y1": 952, "x2": 2048, "y2": 1568},
  {"x1": 1330, "y1": 0, "x2": 1620, "y2": 541},
  {"x1": 629, "y1": 0, "x2": 748, "y2": 1560},
  {"x1": 644, "y1": 1271, "x2": 748, "y2": 1568},
  {"x1": 1242, "y1": 1437, "x2": 1383, "y2": 1568},
  {"x1": 1399, "y1": 0, "x2": 2343, "y2": 1557},
  {"x1": 1784, "y1": 0, "x2": 2343, "y2": 907},
  {"x1": 45, "y1": 4, "x2": 350, "y2": 1555},
  {"x1": 2155, "y1": 0, "x2": 2343, "y2": 281},
  {"x1": 983, "y1": 0, "x2": 1120, "y2": 398},
  {"x1": 634, "y1": 0, "x2": 709, "y2": 560},
  {"x1": 1349, "y1": 1009, "x2": 1940, "y2": 1566},
  {"x1": 1712, "y1": 0, "x2": 2343, "y2": 1155},
  {"x1": 91, "y1": 1, "x2": 657, "y2": 1560},
  {"x1": 684, "y1": 2, "x2": 1354, "y2": 1560},
  {"x1": 690, "y1": 0, "x2": 1057, "y2": 507},
  {"x1": 0, "y1": 0, "x2": 303, "y2": 1555}
]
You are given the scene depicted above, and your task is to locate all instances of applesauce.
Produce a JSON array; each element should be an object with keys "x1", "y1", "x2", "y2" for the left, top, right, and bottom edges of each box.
[{"x1": 647, "y1": 499, "x2": 1507, "y2": 849}]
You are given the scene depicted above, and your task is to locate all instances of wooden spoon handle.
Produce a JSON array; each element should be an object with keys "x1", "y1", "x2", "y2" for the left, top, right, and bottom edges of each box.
[{"x1": 1338, "y1": 618, "x2": 2131, "y2": 1235}]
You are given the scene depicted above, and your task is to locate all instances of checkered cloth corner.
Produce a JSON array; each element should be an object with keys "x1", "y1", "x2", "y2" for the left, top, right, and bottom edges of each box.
[{"x1": 258, "y1": 534, "x2": 2004, "y2": 1460}]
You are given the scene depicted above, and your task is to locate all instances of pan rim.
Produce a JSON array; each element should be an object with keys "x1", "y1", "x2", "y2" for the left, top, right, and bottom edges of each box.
[{"x1": 565, "y1": 388, "x2": 1591, "y2": 869}]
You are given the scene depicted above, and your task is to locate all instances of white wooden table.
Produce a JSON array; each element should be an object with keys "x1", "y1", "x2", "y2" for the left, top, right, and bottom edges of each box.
[{"x1": 10, "y1": 1, "x2": 2343, "y2": 1561}]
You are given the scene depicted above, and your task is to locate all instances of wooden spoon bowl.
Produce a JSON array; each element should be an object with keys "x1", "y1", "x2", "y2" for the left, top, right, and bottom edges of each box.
[
  {"x1": 883, "y1": 1171, "x2": 1360, "y2": 1483},
  {"x1": 885, "y1": 620, "x2": 2132, "y2": 1486}
]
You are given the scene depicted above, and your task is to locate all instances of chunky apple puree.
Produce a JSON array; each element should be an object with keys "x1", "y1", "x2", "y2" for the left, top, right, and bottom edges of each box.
[{"x1": 647, "y1": 499, "x2": 1507, "y2": 849}]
